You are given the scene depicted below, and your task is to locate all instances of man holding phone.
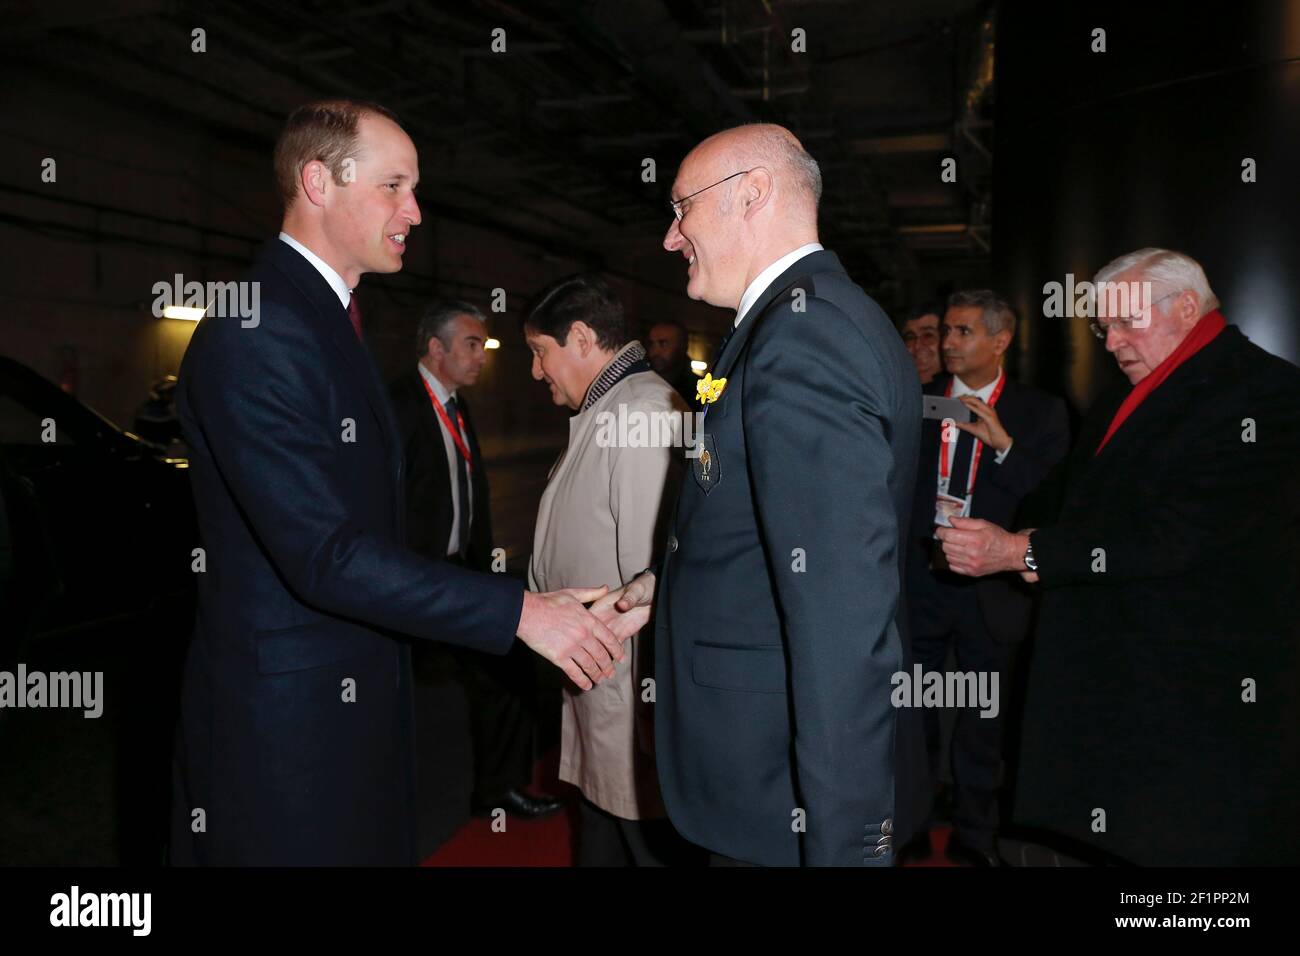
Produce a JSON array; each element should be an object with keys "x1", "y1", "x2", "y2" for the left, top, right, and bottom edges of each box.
[{"x1": 901, "y1": 290, "x2": 1069, "y2": 865}]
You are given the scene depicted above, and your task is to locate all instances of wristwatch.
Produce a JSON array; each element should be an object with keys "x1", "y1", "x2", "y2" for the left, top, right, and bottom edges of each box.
[{"x1": 1023, "y1": 540, "x2": 1038, "y2": 572}]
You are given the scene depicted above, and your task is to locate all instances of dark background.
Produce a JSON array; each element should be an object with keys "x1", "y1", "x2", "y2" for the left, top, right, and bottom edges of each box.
[{"x1": 995, "y1": 0, "x2": 1300, "y2": 408}]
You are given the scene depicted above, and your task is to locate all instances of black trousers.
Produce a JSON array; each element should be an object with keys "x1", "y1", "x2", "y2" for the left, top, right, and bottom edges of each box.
[
  {"x1": 576, "y1": 797, "x2": 704, "y2": 867},
  {"x1": 412, "y1": 637, "x2": 537, "y2": 805},
  {"x1": 456, "y1": 642, "x2": 537, "y2": 803},
  {"x1": 909, "y1": 567, "x2": 1017, "y2": 852}
]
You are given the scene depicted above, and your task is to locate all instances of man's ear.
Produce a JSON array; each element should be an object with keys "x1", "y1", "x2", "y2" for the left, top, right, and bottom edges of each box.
[
  {"x1": 569, "y1": 320, "x2": 594, "y2": 357},
  {"x1": 300, "y1": 160, "x2": 330, "y2": 207},
  {"x1": 426, "y1": 335, "x2": 446, "y2": 364},
  {"x1": 742, "y1": 167, "x2": 774, "y2": 220},
  {"x1": 992, "y1": 329, "x2": 1013, "y2": 358}
]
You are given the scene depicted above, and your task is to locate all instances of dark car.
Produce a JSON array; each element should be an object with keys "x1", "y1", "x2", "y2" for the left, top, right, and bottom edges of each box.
[{"x1": 0, "y1": 355, "x2": 197, "y2": 663}]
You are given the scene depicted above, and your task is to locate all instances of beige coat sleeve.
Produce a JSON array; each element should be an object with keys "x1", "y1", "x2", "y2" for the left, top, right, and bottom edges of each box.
[{"x1": 607, "y1": 392, "x2": 686, "y2": 756}]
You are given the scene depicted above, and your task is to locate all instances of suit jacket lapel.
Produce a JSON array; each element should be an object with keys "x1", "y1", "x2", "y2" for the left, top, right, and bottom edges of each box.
[
  {"x1": 1073, "y1": 331, "x2": 1237, "y2": 497},
  {"x1": 267, "y1": 240, "x2": 399, "y2": 468},
  {"x1": 712, "y1": 249, "x2": 844, "y2": 382},
  {"x1": 328, "y1": 316, "x2": 401, "y2": 467},
  {"x1": 415, "y1": 372, "x2": 484, "y2": 478},
  {"x1": 412, "y1": 369, "x2": 453, "y2": 484},
  {"x1": 1087, "y1": 351, "x2": 1214, "y2": 474},
  {"x1": 459, "y1": 394, "x2": 485, "y2": 472}
]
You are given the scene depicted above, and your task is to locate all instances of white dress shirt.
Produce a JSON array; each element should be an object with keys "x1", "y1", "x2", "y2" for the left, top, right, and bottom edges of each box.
[
  {"x1": 941, "y1": 366, "x2": 1008, "y2": 504},
  {"x1": 278, "y1": 231, "x2": 351, "y2": 309},
  {"x1": 950, "y1": 369, "x2": 1012, "y2": 466},
  {"x1": 417, "y1": 363, "x2": 472, "y2": 557},
  {"x1": 734, "y1": 242, "x2": 824, "y2": 328}
]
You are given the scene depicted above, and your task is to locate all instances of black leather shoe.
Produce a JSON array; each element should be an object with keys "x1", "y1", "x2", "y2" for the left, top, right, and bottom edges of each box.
[
  {"x1": 472, "y1": 788, "x2": 564, "y2": 819},
  {"x1": 945, "y1": 837, "x2": 1003, "y2": 867}
]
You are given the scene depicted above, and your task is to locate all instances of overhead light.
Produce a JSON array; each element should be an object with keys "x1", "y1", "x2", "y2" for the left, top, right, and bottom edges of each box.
[
  {"x1": 162, "y1": 305, "x2": 206, "y2": 321},
  {"x1": 690, "y1": 360, "x2": 707, "y2": 372},
  {"x1": 485, "y1": 338, "x2": 501, "y2": 350}
]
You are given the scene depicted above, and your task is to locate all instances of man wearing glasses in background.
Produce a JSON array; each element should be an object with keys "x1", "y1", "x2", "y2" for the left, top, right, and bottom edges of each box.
[
  {"x1": 900, "y1": 305, "x2": 943, "y2": 385},
  {"x1": 938, "y1": 248, "x2": 1300, "y2": 866}
]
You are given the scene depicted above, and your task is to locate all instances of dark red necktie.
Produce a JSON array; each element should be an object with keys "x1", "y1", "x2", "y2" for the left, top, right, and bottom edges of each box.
[{"x1": 347, "y1": 294, "x2": 363, "y2": 341}]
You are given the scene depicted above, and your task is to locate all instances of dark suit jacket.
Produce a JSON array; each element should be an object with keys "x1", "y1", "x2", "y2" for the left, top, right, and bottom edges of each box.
[
  {"x1": 170, "y1": 238, "x2": 523, "y2": 865},
  {"x1": 908, "y1": 374, "x2": 1070, "y2": 642},
  {"x1": 654, "y1": 249, "x2": 923, "y2": 866},
  {"x1": 388, "y1": 370, "x2": 493, "y2": 570},
  {"x1": 1014, "y1": 325, "x2": 1300, "y2": 865}
]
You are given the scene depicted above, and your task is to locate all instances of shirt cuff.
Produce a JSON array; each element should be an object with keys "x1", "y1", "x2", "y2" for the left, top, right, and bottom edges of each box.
[{"x1": 994, "y1": 440, "x2": 1012, "y2": 464}]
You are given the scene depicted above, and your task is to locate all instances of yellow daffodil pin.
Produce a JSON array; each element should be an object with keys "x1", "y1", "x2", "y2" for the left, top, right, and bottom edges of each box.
[{"x1": 696, "y1": 372, "x2": 727, "y2": 405}]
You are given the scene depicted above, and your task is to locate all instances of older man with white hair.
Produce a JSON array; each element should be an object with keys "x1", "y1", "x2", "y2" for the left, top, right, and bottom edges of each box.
[{"x1": 938, "y1": 247, "x2": 1300, "y2": 865}]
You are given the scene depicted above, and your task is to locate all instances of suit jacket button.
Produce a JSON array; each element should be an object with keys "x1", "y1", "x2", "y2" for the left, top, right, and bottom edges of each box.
[
  {"x1": 873, "y1": 844, "x2": 889, "y2": 857},
  {"x1": 881, "y1": 817, "x2": 893, "y2": 836},
  {"x1": 668, "y1": 535, "x2": 679, "y2": 552}
]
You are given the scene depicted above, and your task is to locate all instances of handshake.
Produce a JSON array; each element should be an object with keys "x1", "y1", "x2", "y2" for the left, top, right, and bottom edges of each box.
[{"x1": 515, "y1": 571, "x2": 657, "y2": 689}]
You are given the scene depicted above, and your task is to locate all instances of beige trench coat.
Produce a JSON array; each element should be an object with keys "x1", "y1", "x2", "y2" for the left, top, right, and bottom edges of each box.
[{"x1": 528, "y1": 346, "x2": 685, "y2": 820}]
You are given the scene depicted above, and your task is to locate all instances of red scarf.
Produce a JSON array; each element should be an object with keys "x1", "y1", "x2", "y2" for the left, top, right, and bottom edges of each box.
[{"x1": 1094, "y1": 309, "x2": 1227, "y2": 455}]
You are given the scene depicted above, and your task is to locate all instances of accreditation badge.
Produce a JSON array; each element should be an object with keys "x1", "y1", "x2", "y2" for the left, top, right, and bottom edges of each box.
[{"x1": 933, "y1": 491, "x2": 970, "y2": 529}]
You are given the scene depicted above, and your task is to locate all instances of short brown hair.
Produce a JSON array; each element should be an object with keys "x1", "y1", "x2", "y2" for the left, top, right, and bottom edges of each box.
[
  {"x1": 272, "y1": 100, "x2": 400, "y2": 209},
  {"x1": 946, "y1": 289, "x2": 1016, "y2": 338}
]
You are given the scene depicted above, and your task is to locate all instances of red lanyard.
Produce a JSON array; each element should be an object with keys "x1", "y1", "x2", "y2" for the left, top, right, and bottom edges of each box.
[
  {"x1": 939, "y1": 369, "x2": 1005, "y2": 492},
  {"x1": 420, "y1": 375, "x2": 473, "y2": 472}
]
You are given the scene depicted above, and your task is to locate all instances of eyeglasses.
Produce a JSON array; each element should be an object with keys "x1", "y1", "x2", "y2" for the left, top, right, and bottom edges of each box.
[
  {"x1": 1088, "y1": 290, "x2": 1182, "y2": 340},
  {"x1": 669, "y1": 169, "x2": 752, "y2": 222}
]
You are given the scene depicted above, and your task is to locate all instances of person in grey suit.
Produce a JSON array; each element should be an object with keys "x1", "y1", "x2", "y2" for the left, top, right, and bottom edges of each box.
[{"x1": 594, "y1": 123, "x2": 923, "y2": 866}]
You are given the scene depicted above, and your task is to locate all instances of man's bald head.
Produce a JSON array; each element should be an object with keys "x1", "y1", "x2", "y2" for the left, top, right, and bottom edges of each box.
[
  {"x1": 663, "y1": 124, "x2": 823, "y2": 310},
  {"x1": 688, "y1": 124, "x2": 821, "y2": 222}
]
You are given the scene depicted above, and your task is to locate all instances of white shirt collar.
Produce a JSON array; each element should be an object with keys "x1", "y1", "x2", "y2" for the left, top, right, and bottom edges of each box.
[
  {"x1": 952, "y1": 366, "x2": 1004, "y2": 402},
  {"x1": 278, "y1": 231, "x2": 352, "y2": 309},
  {"x1": 734, "y1": 242, "x2": 824, "y2": 328},
  {"x1": 417, "y1": 362, "x2": 456, "y2": 405}
]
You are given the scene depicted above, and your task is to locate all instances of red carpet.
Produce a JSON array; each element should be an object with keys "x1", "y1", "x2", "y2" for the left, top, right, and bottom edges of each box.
[
  {"x1": 423, "y1": 748, "x2": 577, "y2": 866},
  {"x1": 907, "y1": 825, "x2": 959, "y2": 866},
  {"x1": 423, "y1": 749, "x2": 959, "y2": 866},
  {"x1": 421, "y1": 801, "x2": 579, "y2": 866}
]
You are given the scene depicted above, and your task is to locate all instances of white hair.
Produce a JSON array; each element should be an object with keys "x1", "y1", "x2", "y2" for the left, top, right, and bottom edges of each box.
[
  {"x1": 720, "y1": 124, "x2": 822, "y2": 217},
  {"x1": 1093, "y1": 247, "x2": 1219, "y2": 315},
  {"x1": 779, "y1": 136, "x2": 823, "y2": 208}
]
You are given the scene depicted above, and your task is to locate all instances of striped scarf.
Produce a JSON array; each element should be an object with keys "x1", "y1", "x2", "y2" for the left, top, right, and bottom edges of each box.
[{"x1": 580, "y1": 340, "x2": 650, "y2": 412}]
